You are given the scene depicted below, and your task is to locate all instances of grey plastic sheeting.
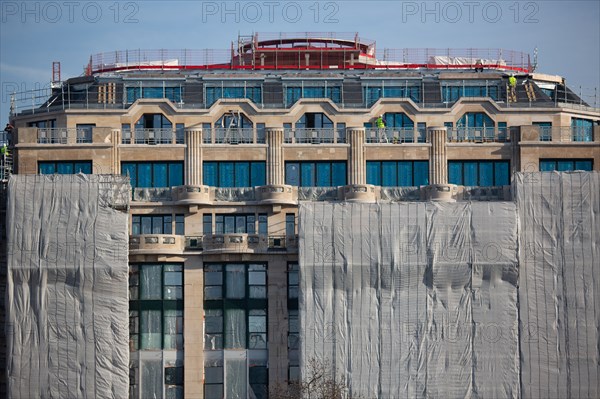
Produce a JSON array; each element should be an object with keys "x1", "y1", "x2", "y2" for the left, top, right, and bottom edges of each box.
[
  {"x1": 5, "y1": 174, "x2": 130, "y2": 398},
  {"x1": 515, "y1": 172, "x2": 600, "y2": 399},
  {"x1": 299, "y1": 201, "x2": 520, "y2": 398}
]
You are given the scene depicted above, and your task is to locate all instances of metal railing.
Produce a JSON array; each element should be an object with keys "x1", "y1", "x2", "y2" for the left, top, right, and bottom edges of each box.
[
  {"x1": 76, "y1": 129, "x2": 93, "y2": 143},
  {"x1": 365, "y1": 128, "x2": 426, "y2": 143},
  {"x1": 37, "y1": 128, "x2": 72, "y2": 144},
  {"x1": 447, "y1": 127, "x2": 509, "y2": 142},
  {"x1": 87, "y1": 46, "x2": 530, "y2": 74},
  {"x1": 133, "y1": 128, "x2": 176, "y2": 144},
  {"x1": 202, "y1": 128, "x2": 266, "y2": 144},
  {"x1": 284, "y1": 128, "x2": 346, "y2": 144},
  {"x1": 532, "y1": 126, "x2": 594, "y2": 142},
  {"x1": 571, "y1": 126, "x2": 594, "y2": 142}
]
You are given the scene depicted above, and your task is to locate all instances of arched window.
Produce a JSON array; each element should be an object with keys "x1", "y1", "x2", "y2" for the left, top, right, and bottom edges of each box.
[
  {"x1": 214, "y1": 112, "x2": 254, "y2": 144},
  {"x1": 456, "y1": 112, "x2": 495, "y2": 140},
  {"x1": 133, "y1": 114, "x2": 173, "y2": 144}
]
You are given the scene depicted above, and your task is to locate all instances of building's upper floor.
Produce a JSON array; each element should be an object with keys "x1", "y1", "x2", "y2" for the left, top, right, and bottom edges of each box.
[{"x1": 9, "y1": 33, "x2": 598, "y2": 117}]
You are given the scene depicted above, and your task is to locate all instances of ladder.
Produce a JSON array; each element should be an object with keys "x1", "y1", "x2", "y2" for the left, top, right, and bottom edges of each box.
[
  {"x1": 1, "y1": 148, "x2": 12, "y2": 182},
  {"x1": 223, "y1": 111, "x2": 241, "y2": 144},
  {"x1": 525, "y1": 82, "x2": 537, "y2": 102}
]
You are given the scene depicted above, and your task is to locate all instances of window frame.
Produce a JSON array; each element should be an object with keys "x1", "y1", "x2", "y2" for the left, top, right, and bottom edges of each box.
[
  {"x1": 129, "y1": 263, "x2": 184, "y2": 351},
  {"x1": 121, "y1": 161, "x2": 184, "y2": 189},
  {"x1": 448, "y1": 160, "x2": 510, "y2": 186},
  {"x1": 38, "y1": 160, "x2": 93, "y2": 174},
  {"x1": 285, "y1": 161, "x2": 347, "y2": 187}
]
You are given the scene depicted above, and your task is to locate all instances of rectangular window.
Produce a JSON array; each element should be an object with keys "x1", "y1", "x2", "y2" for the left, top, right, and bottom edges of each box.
[
  {"x1": 366, "y1": 161, "x2": 429, "y2": 186},
  {"x1": 121, "y1": 162, "x2": 183, "y2": 188},
  {"x1": 165, "y1": 366, "x2": 184, "y2": 399},
  {"x1": 215, "y1": 214, "x2": 263, "y2": 234},
  {"x1": 203, "y1": 161, "x2": 266, "y2": 187},
  {"x1": 132, "y1": 214, "x2": 184, "y2": 235},
  {"x1": 287, "y1": 263, "x2": 299, "y2": 382},
  {"x1": 285, "y1": 85, "x2": 341, "y2": 106},
  {"x1": 364, "y1": 85, "x2": 420, "y2": 106},
  {"x1": 571, "y1": 117, "x2": 594, "y2": 142},
  {"x1": 129, "y1": 263, "x2": 183, "y2": 351},
  {"x1": 39, "y1": 161, "x2": 92, "y2": 174},
  {"x1": 204, "y1": 263, "x2": 268, "y2": 349},
  {"x1": 203, "y1": 214, "x2": 212, "y2": 235},
  {"x1": 448, "y1": 160, "x2": 510, "y2": 186},
  {"x1": 285, "y1": 161, "x2": 347, "y2": 187},
  {"x1": 205, "y1": 85, "x2": 262, "y2": 106},
  {"x1": 533, "y1": 122, "x2": 552, "y2": 141},
  {"x1": 285, "y1": 214, "x2": 295, "y2": 236},
  {"x1": 442, "y1": 84, "x2": 499, "y2": 102},
  {"x1": 126, "y1": 85, "x2": 182, "y2": 103},
  {"x1": 75, "y1": 124, "x2": 95, "y2": 143},
  {"x1": 258, "y1": 214, "x2": 268, "y2": 235},
  {"x1": 539, "y1": 159, "x2": 593, "y2": 172}
]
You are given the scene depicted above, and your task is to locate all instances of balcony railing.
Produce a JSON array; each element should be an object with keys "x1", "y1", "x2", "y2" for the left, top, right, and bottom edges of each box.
[
  {"x1": 447, "y1": 127, "x2": 509, "y2": 142},
  {"x1": 37, "y1": 128, "x2": 73, "y2": 144},
  {"x1": 284, "y1": 128, "x2": 347, "y2": 144},
  {"x1": 571, "y1": 126, "x2": 594, "y2": 142},
  {"x1": 132, "y1": 128, "x2": 178, "y2": 144},
  {"x1": 202, "y1": 128, "x2": 266, "y2": 144},
  {"x1": 524, "y1": 126, "x2": 596, "y2": 142},
  {"x1": 365, "y1": 128, "x2": 426, "y2": 143}
]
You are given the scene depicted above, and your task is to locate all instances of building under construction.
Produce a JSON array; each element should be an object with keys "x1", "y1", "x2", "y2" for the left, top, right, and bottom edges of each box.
[{"x1": 1, "y1": 32, "x2": 600, "y2": 398}]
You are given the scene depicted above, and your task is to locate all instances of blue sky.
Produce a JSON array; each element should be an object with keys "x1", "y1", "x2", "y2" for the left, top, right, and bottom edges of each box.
[{"x1": 1, "y1": 0, "x2": 598, "y2": 121}]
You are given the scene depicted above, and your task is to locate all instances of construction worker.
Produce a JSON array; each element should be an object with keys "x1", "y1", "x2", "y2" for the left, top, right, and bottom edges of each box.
[
  {"x1": 376, "y1": 114, "x2": 386, "y2": 142},
  {"x1": 1, "y1": 144, "x2": 6, "y2": 156},
  {"x1": 508, "y1": 74, "x2": 517, "y2": 101}
]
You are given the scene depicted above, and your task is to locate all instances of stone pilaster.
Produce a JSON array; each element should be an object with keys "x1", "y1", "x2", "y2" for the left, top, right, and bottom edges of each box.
[
  {"x1": 266, "y1": 127, "x2": 284, "y2": 185},
  {"x1": 185, "y1": 129, "x2": 203, "y2": 186},
  {"x1": 347, "y1": 127, "x2": 366, "y2": 185},
  {"x1": 428, "y1": 127, "x2": 448, "y2": 185}
]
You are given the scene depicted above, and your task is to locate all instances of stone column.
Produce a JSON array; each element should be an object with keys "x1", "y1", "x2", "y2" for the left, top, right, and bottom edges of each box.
[
  {"x1": 347, "y1": 127, "x2": 366, "y2": 185},
  {"x1": 185, "y1": 128, "x2": 203, "y2": 186},
  {"x1": 428, "y1": 126, "x2": 448, "y2": 185},
  {"x1": 266, "y1": 127, "x2": 284, "y2": 185}
]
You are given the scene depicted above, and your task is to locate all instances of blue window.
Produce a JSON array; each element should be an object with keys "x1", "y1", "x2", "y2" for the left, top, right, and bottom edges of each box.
[
  {"x1": 39, "y1": 161, "x2": 92, "y2": 174},
  {"x1": 384, "y1": 113, "x2": 414, "y2": 129},
  {"x1": 448, "y1": 160, "x2": 510, "y2": 186},
  {"x1": 571, "y1": 118, "x2": 594, "y2": 142},
  {"x1": 285, "y1": 162, "x2": 347, "y2": 187},
  {"x1": 203, "y1": 162, "x2": 266, "y2": 187},
  {"x1": 285, "y1": 85, "x2": 341, "y2": 106},
  {"x1": 126, "y1": 85, "x2": 182, "y2": 103},
  {"x1": 205, "y1": 85, "x2": 262, "y2": 106},
  {"x1": 539, "y1": 159, "x2": 593, "y2": 172},
  {"x1": 364, "y1": 85, "x2": 420, "y2": 106},
  {"x1": 442, "y1": 85, "x2": 499, "y2": 102},
  {"x1": 532, "y1": 122, "x2": 552, "y2": 141},
  {"x1": 456, "y1": 112, "x2": 495, "y2": 139},
  {"x1": 132, "y1": 214, "x2": 184, "y2": 235},
  {"x1": 121, "y1": 162, "x2": 183, "y2": 188},
  {"x1": 366, "y1": 161, "x2": 429, "y2": 186},
  {"x1": 214, "y1": 214, "x2": 267, "y2": 234}
]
